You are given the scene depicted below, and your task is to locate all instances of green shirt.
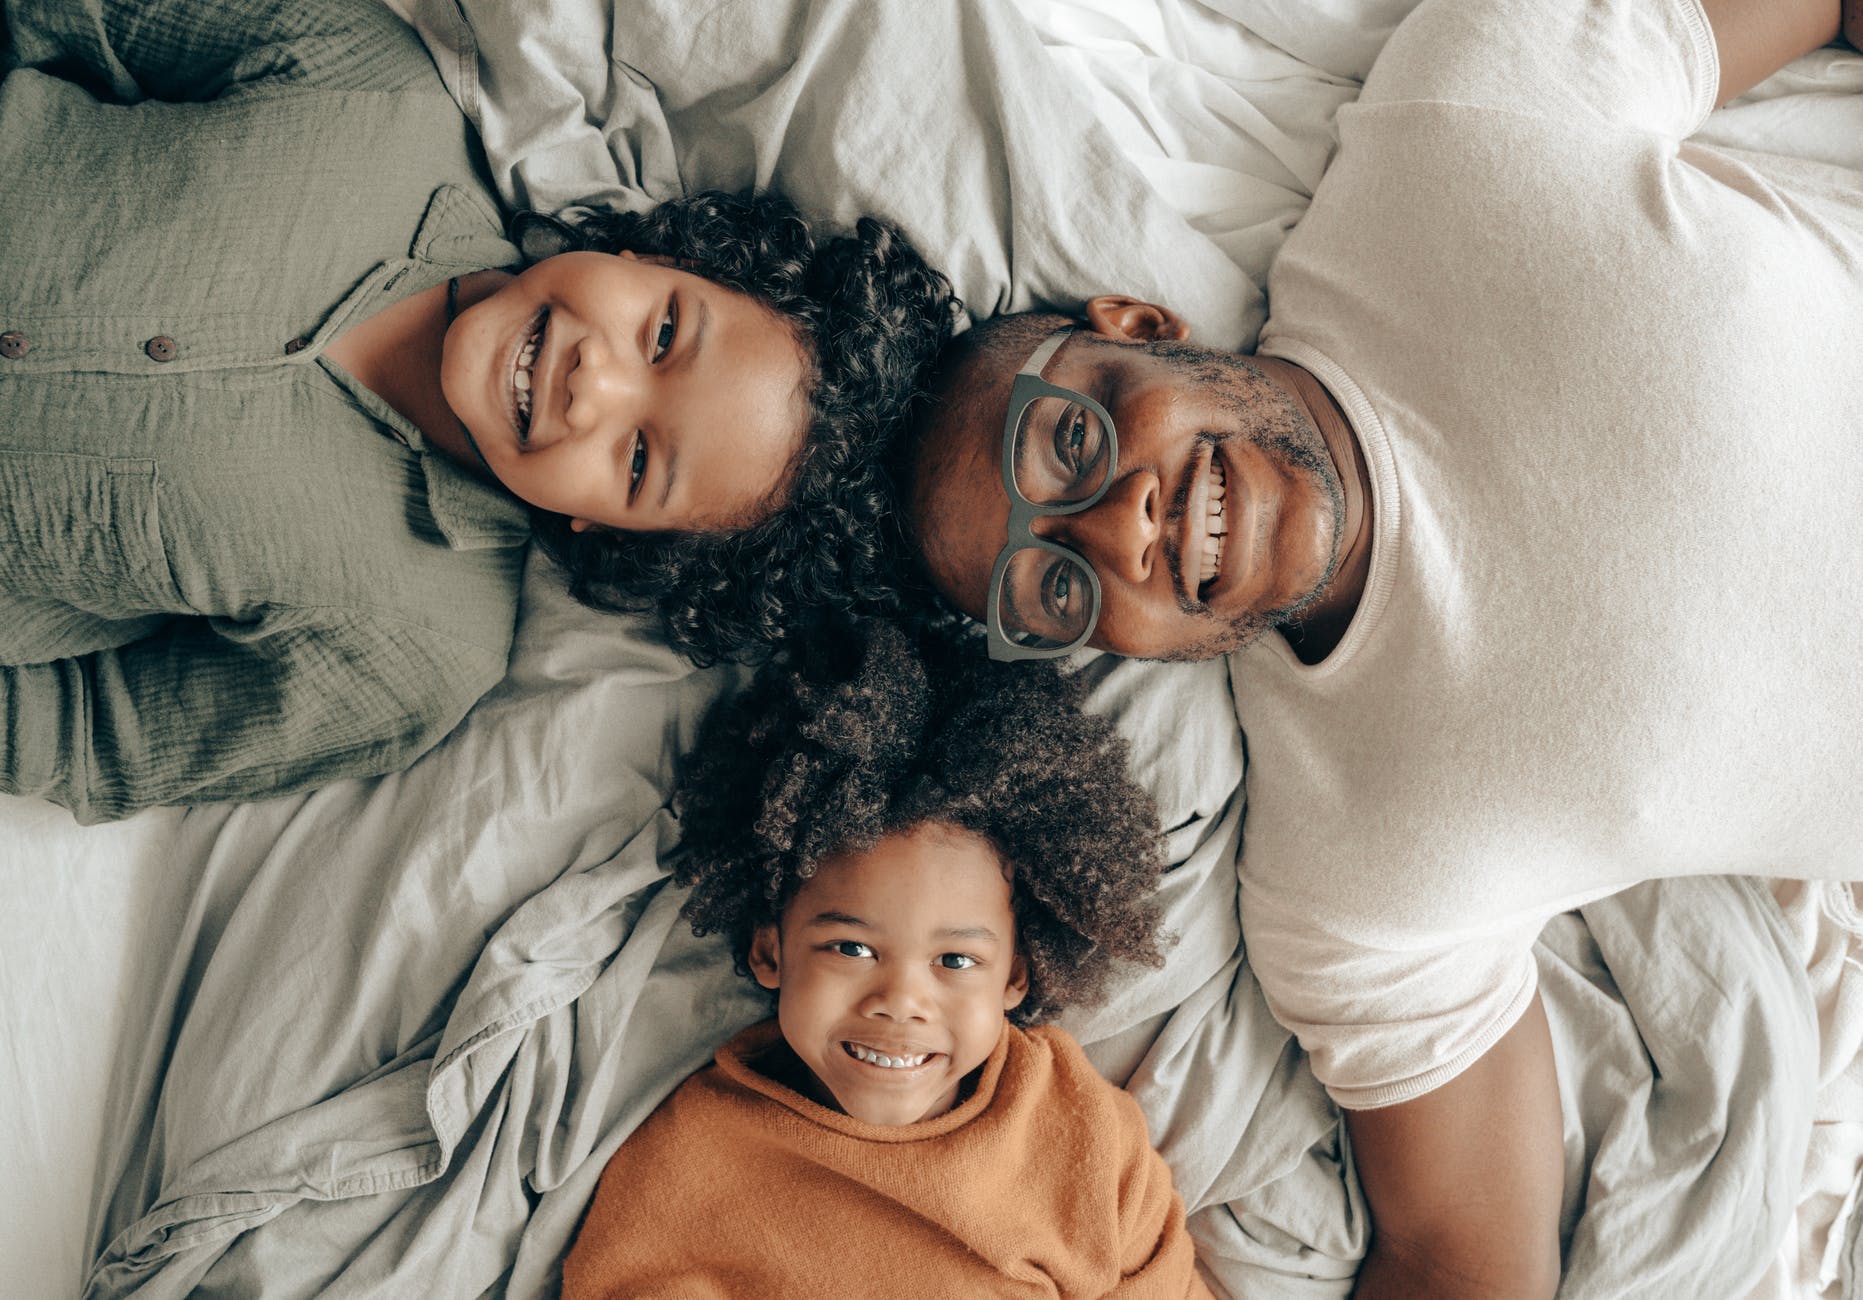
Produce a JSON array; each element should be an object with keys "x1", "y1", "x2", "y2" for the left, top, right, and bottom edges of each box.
[{"x1": 1, "y1": 0, "x2": 531, "y2": 823}]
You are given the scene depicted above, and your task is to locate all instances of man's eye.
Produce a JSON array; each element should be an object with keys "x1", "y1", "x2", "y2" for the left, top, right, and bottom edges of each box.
[
  {"x1": 1050, "y1": 406, "x2": 1105, "y2": 484},
  {"x1": 651, "y1": 300, "x2": 678, "y2": 362},
  {"x1": 830, "y1": 940, "x2": 873, "y2": 959},
  {"x1": 1043, "y1": 561, "x2": 1075, "y2": 620},
  {"x1": 938, "y1": 953, "x2": 977, "y2": 970},
  {"x1": 628, "y1": 438, "x2": 648, "y2": 491}
]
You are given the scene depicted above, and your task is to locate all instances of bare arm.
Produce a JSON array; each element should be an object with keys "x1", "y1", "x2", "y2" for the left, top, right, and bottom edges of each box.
[
  {"x1": 1345, "y1": 993, "x2": 1564, "y2": 1300},
  {"x1": 1699, "y1": 0, "x2": 1841, "y2": 105}
]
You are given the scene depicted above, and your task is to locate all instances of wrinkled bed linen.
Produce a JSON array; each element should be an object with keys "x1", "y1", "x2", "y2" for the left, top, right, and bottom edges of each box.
[
  {"x1": 47, "y1": 564, "x2": 1816, "y2": 1300},
  {"x1": 390, "y1": 0, "x2": 1266, "y2": 346}
]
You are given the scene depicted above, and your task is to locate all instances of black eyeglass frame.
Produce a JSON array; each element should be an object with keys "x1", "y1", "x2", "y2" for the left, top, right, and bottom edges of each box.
[{"x1": 984, "y1": 326, "x2": 1121, "y2": 662}]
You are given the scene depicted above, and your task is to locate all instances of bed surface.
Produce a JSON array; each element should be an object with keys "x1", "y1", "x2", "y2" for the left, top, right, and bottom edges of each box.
[{"x1": 7, "y1": 0, "x2": 1863, "y2": 1295}]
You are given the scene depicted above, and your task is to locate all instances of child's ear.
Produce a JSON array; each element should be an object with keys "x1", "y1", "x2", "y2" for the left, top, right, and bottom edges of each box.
[
  {"x1": 1002, "y1": 953, "x2": 1030, "y2": 1012},
  {"x1": 747, "y1": 924, "x2": 783, "y2": 992}
]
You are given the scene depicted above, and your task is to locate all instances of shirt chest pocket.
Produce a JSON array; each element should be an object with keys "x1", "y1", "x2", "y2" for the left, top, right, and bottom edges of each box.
[{"x1": 0, "y1": 452, "x2": 184, "y2": 616}]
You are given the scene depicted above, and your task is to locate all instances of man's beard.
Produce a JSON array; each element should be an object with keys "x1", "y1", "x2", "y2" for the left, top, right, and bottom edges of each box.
[{"x1": 1149, "y1": 341, "x2": 1347, "y2": 661}]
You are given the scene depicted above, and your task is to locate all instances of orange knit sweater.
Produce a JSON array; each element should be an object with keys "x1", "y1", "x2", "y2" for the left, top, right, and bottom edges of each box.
[{"x1": 562, "y1": 1019, "x2": 1213, "y2": 1299}]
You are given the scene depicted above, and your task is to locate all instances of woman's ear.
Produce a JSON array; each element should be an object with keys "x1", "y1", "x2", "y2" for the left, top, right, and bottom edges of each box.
[
  {"x1": 748, "y1": 924, "x2": 783, "y2": 992},
  {"x1": 1084, "y1": 295, "x2": 1191, "y2": 343},
  {"x1": 510, "y1": 210, "x2": 580, "y2": 262},
  {"x1": 569, "y1": 517, "x2": 597, "y2": 534},
  {"x1": 1002, "y1": 953, "x2": 1030, "y2": 1012},
  {"x1": 618, "y1": 249, "x2": 682, "y2": 269}
]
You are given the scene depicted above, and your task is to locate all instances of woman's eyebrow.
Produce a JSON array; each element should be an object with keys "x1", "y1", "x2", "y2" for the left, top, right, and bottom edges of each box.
[
  {"x1": 655, "y1": 298, "x2": 711, "y2": 511},
  {"x1": 659, "y1": 446, "x2": 678, "y2": 510}
]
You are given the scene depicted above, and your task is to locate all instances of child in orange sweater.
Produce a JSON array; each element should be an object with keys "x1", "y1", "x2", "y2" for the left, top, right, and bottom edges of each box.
[{"x1": 563, "y1": 622, "x2": 1215, "y2": 1298}]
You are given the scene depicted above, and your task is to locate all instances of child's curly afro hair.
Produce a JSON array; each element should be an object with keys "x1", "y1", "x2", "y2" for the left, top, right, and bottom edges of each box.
[{"x1": 672, "y1": 620, "x2": 1169, "y2": 1025}]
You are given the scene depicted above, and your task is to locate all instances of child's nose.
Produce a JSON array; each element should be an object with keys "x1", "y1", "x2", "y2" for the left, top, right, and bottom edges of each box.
[{"x1": 860, "y1": 964, "x2": 933, "y2": 1021}]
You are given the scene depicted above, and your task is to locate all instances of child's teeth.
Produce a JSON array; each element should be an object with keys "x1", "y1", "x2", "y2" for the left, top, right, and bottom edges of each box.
[{"x1": 849, "y1": 1043, "x2": 927, "y2": 1068}]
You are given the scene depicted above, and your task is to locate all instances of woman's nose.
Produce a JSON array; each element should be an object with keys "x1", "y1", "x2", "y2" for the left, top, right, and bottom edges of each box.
[
  {"x1": 562, "y1": 335, "x2": 648, "y2": 435},
  {"x1": 1038, "y1": 472, "x2": 1160, "y2": 586}
]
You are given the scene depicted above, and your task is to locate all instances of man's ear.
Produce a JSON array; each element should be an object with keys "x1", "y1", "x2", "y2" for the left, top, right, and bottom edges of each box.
[
  {"x1": 1084, "y1": 295, "x2": 1191, "y2": 343},
  {"x1": 568, "y1": 517, "x2": 597, "y2": 534},
  {"x1": 1002, "y1": 953, "x2": 1030, "y2": 1012},
  {"x1": 747, "y1": 924, "x2": 783, "y2": 992}
]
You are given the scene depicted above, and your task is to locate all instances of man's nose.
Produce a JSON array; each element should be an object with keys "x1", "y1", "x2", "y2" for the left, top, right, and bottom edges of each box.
[
  {"x1": 1037, "y1": 472, "x2": 1160, "y2": 585},
  {"x1": 562, "y1": 335, "x2": 648, "y2": 435},
  {"x1": 860, "y1": 962, "x2": 934, "y2": 1022}
]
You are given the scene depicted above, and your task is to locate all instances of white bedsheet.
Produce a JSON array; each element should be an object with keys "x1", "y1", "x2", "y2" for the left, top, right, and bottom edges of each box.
[{"x1": 6, "y1": 0, "x2": 1862, "y2": 1295}]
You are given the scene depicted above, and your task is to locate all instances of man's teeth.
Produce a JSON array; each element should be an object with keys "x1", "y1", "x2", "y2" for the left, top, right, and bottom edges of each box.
[
  {"x1": 1199, "y1": 459, "x2": 1228, "y2": 585},
  {"x1": 846, "y1": 1043, "x2": 929, "y2": 1069}
]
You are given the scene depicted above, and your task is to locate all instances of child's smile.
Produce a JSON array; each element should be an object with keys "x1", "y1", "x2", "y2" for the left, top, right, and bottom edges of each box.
[{"x1": 748, "y1": 821, "x2": 1029, "y2": 1127}]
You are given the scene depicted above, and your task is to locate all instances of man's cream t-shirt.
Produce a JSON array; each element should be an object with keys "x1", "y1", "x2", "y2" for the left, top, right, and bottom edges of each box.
[{"x1": 1238, "y1": 0, "x2": 1863, "y2": 1108}]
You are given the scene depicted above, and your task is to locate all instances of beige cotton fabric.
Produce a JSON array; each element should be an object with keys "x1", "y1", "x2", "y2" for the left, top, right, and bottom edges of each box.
[{"x1": 1234, "y1": 0, "x2": 1863, "y2": 1107}]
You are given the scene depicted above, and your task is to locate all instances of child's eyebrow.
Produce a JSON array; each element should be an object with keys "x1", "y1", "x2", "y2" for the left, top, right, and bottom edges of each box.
[
  {"x1": 934, "y1": 925, "x2": 1000, "y2": 942},
  {"x1": 801, "y1": 910, "x2": 869, "y2": 929},
  {"x1": 799, "y1": 913, "x2": 1001, "y2": 944}
]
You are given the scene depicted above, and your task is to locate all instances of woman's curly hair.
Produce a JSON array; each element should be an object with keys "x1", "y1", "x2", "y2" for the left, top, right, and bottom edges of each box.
[
  {"x1": 671, "y1": 620, "x2": 1169, "y2": 1025},
  {"x1": 515, "y1": 191, "x2": 960, "y2": 666}
]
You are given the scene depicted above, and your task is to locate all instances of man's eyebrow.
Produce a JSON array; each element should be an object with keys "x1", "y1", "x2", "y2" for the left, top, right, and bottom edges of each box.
[{"x1": 801, "y1": 910, "x2": 868, "y2": 929}]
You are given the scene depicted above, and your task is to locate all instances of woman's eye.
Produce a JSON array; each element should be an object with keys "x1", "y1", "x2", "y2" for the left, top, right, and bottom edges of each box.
[
  {"x1": 628, "y1": 438, "x2": 648, "y2": 492},
  {"x1": 937, "y1": 953, "x2": 977, "y2": 970},
  {"x1": 830, "y1": 940, "x2": 873, "y2": 959},
  {"x1": 651, "y1": 300, "x2": 678, "y2": 362}
]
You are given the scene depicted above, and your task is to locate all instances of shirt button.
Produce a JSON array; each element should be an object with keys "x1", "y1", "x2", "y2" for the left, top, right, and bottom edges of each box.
[
  {"x1": 284, "y1": 336, "x2": 309, "y2": 355},
  {"x1": 144, "y1": 335, "x2": 178, "y2": 362},
  {"x1": 0, "y1": 331, "x2": 28, "y2": 359}
]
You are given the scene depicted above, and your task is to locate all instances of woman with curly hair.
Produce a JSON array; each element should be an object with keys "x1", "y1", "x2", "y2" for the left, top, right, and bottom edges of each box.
[
  {"x1": 1, "y1": 0, "x2": 956, "y2": 822},
  {"x1": 562, "y1": 622, "x2": 1214, "y2": 1298}
]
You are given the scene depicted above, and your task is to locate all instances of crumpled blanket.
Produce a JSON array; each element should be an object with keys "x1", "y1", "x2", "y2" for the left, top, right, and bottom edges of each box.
[{"x1": 76, "y1": 568, "x2": 1819, "y2": 1300}]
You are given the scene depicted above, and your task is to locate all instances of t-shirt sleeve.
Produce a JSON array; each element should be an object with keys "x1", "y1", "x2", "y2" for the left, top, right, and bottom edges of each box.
[
  {"x1": 1242, "y1": 887, "x2": 1542, "y2": 1110},
  {"x1": 1358, "y1": 0, "x2": 1719, "y2": 139},
  {"x1": 0, "y1": 609, "x2": 506, "y2": 823}
]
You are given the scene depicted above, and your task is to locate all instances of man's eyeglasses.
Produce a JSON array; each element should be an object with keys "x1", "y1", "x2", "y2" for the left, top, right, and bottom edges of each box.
[{"x1": 985, "y1": 327, "x2": 1119, "y2": 661}]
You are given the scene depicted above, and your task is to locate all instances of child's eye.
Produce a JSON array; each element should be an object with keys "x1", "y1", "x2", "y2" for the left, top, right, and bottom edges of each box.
[
  {"x1": 937, "y1": 953, "x2": 977, "y2": 970},
  {"x1": 829, "y1": 940, "x2": 874, "y2": 959}
]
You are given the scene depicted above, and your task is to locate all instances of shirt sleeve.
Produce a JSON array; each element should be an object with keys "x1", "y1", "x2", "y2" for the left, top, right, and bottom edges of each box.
[
  {"x1": 1358, "y1": 0, "x2": 1719, "y2": 139},
  {"x1": 3, "y1": 0, "x2": 431, "y2": 104},
  {"x1": 0, "y1": 609, "x2": 507, "y2": 823}
]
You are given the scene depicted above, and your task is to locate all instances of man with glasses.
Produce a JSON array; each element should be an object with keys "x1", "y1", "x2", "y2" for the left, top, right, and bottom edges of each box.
[{"x1": 904, "y1": 1, "x2": 1862, "y2": 1296}]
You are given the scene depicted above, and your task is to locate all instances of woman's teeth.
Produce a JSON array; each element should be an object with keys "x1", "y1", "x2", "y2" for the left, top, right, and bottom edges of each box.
[
  {"x1": 1199, "y1": 458, "x2": 1229, "y2": 586},
  {"x1": 513, "y1": 319, "x2": 544, "y2": 430},
  {"x1": 845, "y1": 1043, "x2": 930, "y2": 1069}
]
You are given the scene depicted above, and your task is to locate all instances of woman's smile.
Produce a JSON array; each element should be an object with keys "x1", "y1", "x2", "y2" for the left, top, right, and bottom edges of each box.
[
  {"x1": 440, "y1": 250, "x2": 812, "y2": 532},
  {"x1": 510, "y1": 307, "x2": 548, "y2": 444}
]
